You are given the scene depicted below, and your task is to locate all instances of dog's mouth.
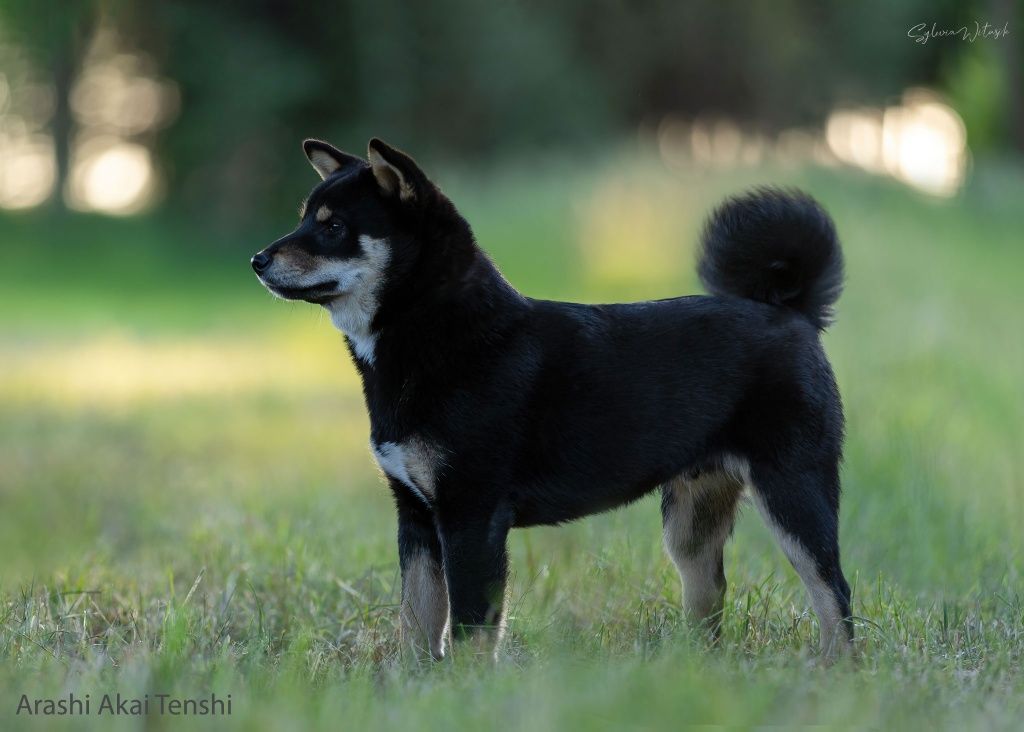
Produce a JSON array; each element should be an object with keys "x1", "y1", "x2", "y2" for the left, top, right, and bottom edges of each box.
[{"x1": 261, "y1": 279, "x2": 340, "y2": 304}]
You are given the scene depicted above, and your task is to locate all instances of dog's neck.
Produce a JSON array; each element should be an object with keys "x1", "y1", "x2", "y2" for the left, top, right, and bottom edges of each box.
[
  {"x1": 323, "y1": 234, "x2": 392, "y2": 366},
  {"x1": 326, "y1": 226, "x2": 527, "y2": 374},
  {"x1": 327, "y1": 296, "x2": 379, "y2": 365}
]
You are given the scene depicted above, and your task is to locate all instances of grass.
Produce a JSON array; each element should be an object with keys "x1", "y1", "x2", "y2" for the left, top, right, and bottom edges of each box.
[{"x1": 1, "y1": 148, "x2": 1022, "y2": 729}]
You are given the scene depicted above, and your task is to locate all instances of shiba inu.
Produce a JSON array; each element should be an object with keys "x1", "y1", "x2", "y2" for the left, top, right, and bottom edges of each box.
[{"x1": 252, "y1": 138, "x2": 853, "y2": 661}]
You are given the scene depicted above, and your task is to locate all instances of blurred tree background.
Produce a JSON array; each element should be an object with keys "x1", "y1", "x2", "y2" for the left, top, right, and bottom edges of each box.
[{"x1": 0, "y1": 0, "x2": 1020, "y2": 227}]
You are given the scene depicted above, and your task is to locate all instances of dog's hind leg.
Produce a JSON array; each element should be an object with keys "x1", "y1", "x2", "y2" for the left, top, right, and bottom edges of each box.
[
  {"x1": 662, "y1": 466, "x2": 744, "y2": 639},
  {"x1": 747, "y1": 460, "x2": 853, "y2": 660},
  {"x1": 394, "y1": 482, "x2": 449, "y2": 661}
]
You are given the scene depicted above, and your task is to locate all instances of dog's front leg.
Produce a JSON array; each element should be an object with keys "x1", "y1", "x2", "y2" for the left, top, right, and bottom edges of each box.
[
  {"x1": 437, "y1": 498, "x2": 514, "y2": 660},
  {"x1": 394, "y1": 482, "x2": 449, "y2": 661}
]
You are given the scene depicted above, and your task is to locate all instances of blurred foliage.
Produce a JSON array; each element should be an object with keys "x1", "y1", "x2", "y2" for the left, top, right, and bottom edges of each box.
[
  {"x1": 0, "y1": 0, "x2": 1021, "y2": 223},
  {"x1": 945, "y1": 42, "x2": 1010, "y2": 152}
]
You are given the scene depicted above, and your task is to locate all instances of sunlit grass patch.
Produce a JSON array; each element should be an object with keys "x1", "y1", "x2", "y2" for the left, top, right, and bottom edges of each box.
[{"x1": 0, "y1": 326, "x2": 360, "y2": 408}]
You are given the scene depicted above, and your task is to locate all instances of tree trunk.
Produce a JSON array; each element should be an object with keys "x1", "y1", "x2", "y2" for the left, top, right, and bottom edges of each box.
[
  {"x1": 995, "y1": 0, "x2": 1023, "y2": 153},
  {"x1": 50, "y1": 47, "x2": 74, "y2": 211}
]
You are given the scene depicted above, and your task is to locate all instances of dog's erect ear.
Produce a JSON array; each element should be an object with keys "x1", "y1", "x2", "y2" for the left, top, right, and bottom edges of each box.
[
  {"x1": 303, "y1": 139, "x2": 362, "y2": 180},
  {"x1": 367, "y1": 138, "x2": 423, "y2": 202}
]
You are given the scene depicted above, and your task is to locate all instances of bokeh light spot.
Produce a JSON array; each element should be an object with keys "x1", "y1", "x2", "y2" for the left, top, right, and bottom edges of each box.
[{"x1": 67, "y1": 139, "x2": 156, "y2": 215}]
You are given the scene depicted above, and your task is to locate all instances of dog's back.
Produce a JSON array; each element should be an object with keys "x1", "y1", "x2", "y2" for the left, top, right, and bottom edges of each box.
[{"x1": 480, "y1": 189, "x2": 844, "y2": 528}]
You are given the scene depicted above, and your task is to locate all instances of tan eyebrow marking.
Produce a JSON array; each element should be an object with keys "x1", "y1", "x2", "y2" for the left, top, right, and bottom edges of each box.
[{"x1": 316, "y1": 204, "x2": 332, "y2": 223}]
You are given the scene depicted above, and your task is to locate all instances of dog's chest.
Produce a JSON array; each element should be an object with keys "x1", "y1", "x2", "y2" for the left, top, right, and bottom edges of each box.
[{"x1": 371, "y1": 437, "x2": 442, "y2": 505}]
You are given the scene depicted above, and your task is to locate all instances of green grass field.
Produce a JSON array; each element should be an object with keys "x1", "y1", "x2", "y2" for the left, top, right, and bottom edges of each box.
[{"x1": 1, "y1": 151, "x2": 1022, "y2": 729}]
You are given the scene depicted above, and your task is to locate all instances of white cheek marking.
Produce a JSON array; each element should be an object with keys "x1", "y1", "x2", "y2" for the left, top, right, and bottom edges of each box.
[{"x1": 326, "y1": 235, "x2": 390, "y2": 365}]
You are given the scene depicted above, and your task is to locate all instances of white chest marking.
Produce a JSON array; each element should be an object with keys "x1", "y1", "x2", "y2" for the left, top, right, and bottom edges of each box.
[{"x1": 372, "y1": 439, "x2": 441, "y2": 506}]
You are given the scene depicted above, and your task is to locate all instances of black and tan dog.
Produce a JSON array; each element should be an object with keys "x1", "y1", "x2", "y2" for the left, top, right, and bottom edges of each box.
[{"x1": 252, "y1": 139, "x2": 853, "y2": 660}]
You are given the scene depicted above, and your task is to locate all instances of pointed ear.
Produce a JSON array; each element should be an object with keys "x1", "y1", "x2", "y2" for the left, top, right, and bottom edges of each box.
[
  {"x1": 303, "y1": 139, "x2": 362, "y2": 180},
  {"x1": 367, "y1": 138, "x2": 423, "y2": 202}
]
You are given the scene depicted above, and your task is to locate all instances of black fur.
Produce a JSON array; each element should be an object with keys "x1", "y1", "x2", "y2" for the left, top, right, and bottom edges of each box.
[
  {"x1": 698, "y1": 187, "x2": 844, "y2": 330},
  {"x1": 253, "y1": 140, "x2": 854, "y2": 656}
]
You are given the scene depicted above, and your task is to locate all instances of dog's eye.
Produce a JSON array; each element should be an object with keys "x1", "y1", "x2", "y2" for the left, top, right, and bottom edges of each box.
[{"x1": 328, "y1": 221, "x2": 344, "y2": 233}]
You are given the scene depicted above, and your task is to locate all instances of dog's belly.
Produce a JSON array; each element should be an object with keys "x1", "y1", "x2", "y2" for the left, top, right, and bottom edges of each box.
[
  {"x1": 511, "y1": 485, "x2": 660, "y2": 527},
  {"x1": 510, "y1": 462, "x2": 683, "y2": 527}
]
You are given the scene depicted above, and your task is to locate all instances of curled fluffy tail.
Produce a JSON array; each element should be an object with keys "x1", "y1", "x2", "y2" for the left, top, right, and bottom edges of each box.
[{"x1": 697, "y1": 187, "x2": 844, "y2": 330}]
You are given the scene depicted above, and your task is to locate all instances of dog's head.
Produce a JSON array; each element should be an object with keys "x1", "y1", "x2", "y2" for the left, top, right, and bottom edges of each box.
[{"x1": 251, "y1": 138, "x2": 436, "y2": 307}]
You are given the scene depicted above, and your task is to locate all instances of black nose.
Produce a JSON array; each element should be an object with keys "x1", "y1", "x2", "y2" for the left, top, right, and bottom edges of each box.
[{"x1": 251, "y1": 252, "x2": 272, "y2": 273}]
